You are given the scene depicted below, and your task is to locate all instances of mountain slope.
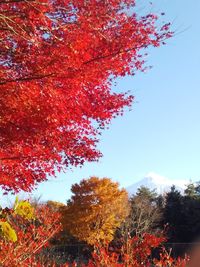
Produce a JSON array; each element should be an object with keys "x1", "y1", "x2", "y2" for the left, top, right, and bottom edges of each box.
[{"x1": 126, "y1": 172, "x2": 188, "y2": 196}]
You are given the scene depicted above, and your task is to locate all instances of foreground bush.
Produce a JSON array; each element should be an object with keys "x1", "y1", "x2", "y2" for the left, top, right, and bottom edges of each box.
[
  {"x1": 0, "y1": 199, "x2": 189, "y2": 266},
  {"x1": 0, "y1": 199, "x2": 61, "y2": 266},
  {"x1": 84, "y1": 234, "x2": 189, "y2": 267},
  {"x1": 58, "y1": 234, "x2": 188, "y2": 267}
]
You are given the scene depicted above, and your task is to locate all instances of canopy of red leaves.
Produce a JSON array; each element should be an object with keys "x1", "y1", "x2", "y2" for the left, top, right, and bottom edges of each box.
[{"x1": 0, "y1": 0, "x2": 172, "y2": 192}]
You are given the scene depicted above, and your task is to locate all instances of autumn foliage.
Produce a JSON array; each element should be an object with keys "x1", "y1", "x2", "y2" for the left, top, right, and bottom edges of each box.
[
  {"x1": 0, "y1": 198, "x2": 190, "y2": 267},
  {"x1": 0, "y1": 0, "x2": 182, "y2": 265},
  {"x1": 0, "y1": 0, "x2": 172, "y2": 192},
  {"x1": 61, "y1": 177, "x2": 129, "y2": 245},
  {"x1": 86, "y1": 234, "x2": 189, "y2": 267},
  {"x1": 0, "y1": 200, "x2": 61, "y2": 266}
]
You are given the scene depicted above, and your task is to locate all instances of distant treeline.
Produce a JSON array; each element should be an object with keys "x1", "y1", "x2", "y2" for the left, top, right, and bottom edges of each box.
[
  {"x1": 121, "y1": 183, "x2": 200, "y2": 256},
  {"x1": 48, "y1": 180, "x2": 200, "y2": 260}
]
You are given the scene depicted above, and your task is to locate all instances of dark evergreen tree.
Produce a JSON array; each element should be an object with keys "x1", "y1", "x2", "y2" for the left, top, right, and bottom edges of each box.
[
  {"x1": 136, "y1": 186, "x2": 158, "y2": 201},
  {"x1": 164, "y1": 184, "x2": 200, "y2": 243},
  {"x1": 163, "y1": 186, "x2": 183, "y2": 243}
]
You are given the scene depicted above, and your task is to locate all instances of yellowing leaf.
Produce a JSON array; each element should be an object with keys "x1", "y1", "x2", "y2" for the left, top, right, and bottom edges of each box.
[
  {"x1": 14, "y1": 198, "x2": 35, "y2": 220},
  {"x1": 0, "y1": 221, "x2": 17, "y2": 242}
]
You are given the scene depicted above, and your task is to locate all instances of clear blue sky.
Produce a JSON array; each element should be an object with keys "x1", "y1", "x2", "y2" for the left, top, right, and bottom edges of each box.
[{"x1": 3, "y1": 0, "x2": 200, "y2": 205}]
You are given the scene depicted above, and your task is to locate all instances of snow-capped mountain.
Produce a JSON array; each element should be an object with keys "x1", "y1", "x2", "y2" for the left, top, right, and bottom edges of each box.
[{"x1": 126, "y1": 172, "x2": 189, "y2": 196}]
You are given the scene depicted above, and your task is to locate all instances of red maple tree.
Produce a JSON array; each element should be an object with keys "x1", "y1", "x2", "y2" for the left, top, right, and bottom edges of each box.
[{"x1": 0, "y1": 0, "x2": 172, "y2": 192}]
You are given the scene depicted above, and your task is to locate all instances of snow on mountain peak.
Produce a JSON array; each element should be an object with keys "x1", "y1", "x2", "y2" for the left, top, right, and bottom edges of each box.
[
  {"x1": 143, "y1": 172, "x2": 170, "y2": 185},
  {"x1": 126, "y1": 172, "x2": 189, "y2": 196}
]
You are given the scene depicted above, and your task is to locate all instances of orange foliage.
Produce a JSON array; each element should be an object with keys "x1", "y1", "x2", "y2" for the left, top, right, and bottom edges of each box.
[{"x1": 61, "y1": 177, "x2": 129, "y2": 245}]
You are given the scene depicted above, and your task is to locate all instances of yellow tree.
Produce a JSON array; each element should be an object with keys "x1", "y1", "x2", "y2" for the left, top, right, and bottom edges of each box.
[{"x1": 61, "y1": 177, "x2": 129, "y2": 245}]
